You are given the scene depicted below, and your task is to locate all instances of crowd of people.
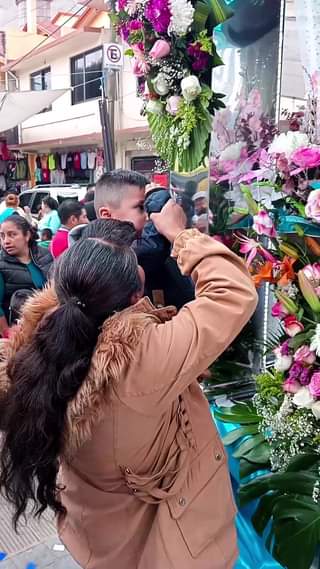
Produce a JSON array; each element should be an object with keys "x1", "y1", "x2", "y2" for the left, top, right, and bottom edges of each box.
[{"x1": 0, "y1": 169, "x2": 257, "y2": 569}]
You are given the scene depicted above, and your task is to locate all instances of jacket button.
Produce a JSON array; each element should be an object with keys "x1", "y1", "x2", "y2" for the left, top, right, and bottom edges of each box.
[
  {"x1": 179, "y1": 497, "x2": 186, "y2": 507},
  {"x1": 215, "y1": 452, "x2": 222, "y2": 461}
]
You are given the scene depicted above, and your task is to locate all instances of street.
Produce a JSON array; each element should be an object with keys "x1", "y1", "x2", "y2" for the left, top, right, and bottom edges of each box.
[{"x1": 0, "y1": 496, "x2": 80, "y2": 569}]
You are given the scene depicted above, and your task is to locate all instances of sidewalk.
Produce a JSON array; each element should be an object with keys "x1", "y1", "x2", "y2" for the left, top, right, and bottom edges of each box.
[{"x1": 0, "y1": 496, "x2": 80, "y2": 569}]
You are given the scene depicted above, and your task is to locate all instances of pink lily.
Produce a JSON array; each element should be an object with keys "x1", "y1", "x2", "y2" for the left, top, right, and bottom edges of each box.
[{"x1": 237, "y1": 235, "x2": 277, "y2": 267}]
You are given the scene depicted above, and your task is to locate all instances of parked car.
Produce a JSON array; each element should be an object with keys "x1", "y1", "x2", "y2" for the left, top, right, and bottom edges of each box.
[{"x1": 18, "y1": 185, "x2": 88, "y2": 215}]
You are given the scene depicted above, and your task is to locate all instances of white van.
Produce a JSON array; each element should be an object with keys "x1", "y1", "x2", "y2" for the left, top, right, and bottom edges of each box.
[{"x1": 18, "y1": 184, "x2": 87, "y2": 215}]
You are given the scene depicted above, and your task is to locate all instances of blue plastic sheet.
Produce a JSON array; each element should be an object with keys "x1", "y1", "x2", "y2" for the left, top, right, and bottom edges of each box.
[{"x1": 210, "y1": 404, "x2": 282, "y2": 569}]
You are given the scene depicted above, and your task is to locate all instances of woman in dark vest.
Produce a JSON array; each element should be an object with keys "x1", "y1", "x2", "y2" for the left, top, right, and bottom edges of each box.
[{"x1": 0, "y1": 215, "x2": 53, "y2": 335}]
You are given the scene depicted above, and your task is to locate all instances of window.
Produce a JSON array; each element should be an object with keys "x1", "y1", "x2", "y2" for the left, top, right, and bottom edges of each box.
[
  {"x1": 30, "y1": 67, "x2": 51, "y2": 112},
  {"x1": 30, "y1": 67, "x2": 51, "y2": 91},
  {"x1": 71, "y1": 47, "x2": 103, "y2": 105}
]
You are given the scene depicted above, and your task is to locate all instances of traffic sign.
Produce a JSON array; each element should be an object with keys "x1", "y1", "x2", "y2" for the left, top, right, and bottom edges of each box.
[{"x1": 103, "y1": 43, "x2": 124, "y2": 69}]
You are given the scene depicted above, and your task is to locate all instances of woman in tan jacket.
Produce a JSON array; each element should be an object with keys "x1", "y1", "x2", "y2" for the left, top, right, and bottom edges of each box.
[{"x1": 0, "y1": 201, "x2": 257, "y2": 569}]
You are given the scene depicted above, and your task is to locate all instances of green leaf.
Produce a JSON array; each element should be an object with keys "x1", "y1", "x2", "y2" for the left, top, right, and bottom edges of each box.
[
  {"x1": 272, "y1": 496, "x2": 320, "y2": 569},
  {"x1": 214, "y1": 402, "x2": 259, "y2": 425},
  {"x1": 232, "y1": 434, "x2": 264, "y2": 459},
  {"x1": 239, "y1": 472, "x2": 318, "y2": 507},
  {"x1": 205, "y1": 0, "x2": 233, "y2": 28},
  {"x1": 194, "y1": 1, "x2": 210, "y2": 32},
  {"x1": 285, "y1": 452, "x2": 320, "y2": 473},
  {"x1": 242, "y1": 442, "x2": 270, "y2": 464},
  {"x1": 288, "y1": 330, "x2": 314, "y2": 350},
  {"x1": 252, "y1": 493, "x2": 280, "y2": 536},
  {"x1": 240, "y1": 458, "x2": 266, "y2": 479},
  {"x1": 124, "y1": 48, "x2": 134, "y2": 57},
  {"x1": 222, "y1": 424, "x2": 259, "y2": 446}
]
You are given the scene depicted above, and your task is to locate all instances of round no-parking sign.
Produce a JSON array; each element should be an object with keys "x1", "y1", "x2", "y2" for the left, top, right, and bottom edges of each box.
[{"x1": 103, "y1": 43, "x2": 124, "y2": 68}]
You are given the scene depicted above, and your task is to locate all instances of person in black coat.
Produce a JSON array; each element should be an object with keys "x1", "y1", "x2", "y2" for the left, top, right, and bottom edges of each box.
[{"x1": 0, "y1": 215, "x2": 53, "y2": 335}]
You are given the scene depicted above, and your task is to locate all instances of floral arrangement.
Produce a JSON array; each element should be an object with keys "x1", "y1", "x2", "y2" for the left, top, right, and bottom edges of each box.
[
  {"x1": 209, "y1": 88, "x2": 320, "y2": 569},
  {"x1": 110, "y1": 0, "x2": 233, "y2": 171},
  {"x1": 210, "y1": 88, "x2": 277, "y2": 187}
]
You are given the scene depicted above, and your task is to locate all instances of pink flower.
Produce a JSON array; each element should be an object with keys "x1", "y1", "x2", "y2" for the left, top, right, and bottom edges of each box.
[
  {"x1": 283, "y1": 378, "x2": 301, "y2": 394},
  {"x1": 293, "y1": 345, "x2": 317, "y2": 365},
  {"x1": 149, "y1": 39, "x2": 171, "y2": 59},
  {"x1": 309, "y1": 372, "x2": 320, "y2": 397},
  {"x1": 276, "y1": 154, "x2": 289, "y2": 174},
  {"x1": 166, "y1": 95, "x2": 182, "y2": 116},
  {"x1": 305, "y1": 190, "x2": 320, "y2": 223},
  {"x1": 283, "y1": 315, "x2": 304, "y2": 337},
  {"x1": 271, "y1": 301, "x2": 289, "y2": 319},
  {"x1": 132, "y1": 58, "x2": 149, "y2": 77},
  {"x1": 291, "y1": 146, "x2": 320, "y2": 169},
  {"x1": 303, "y1": 263, "x2": 320, "y2": 283},
  {"x1": 253, "y1": 210, "x2": 277, "y2": 238}
]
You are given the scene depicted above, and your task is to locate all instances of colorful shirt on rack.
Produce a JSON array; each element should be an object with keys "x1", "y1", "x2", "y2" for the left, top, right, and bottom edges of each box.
[
  {"x1": 88, "y1": 151, "x2": 96, "y2": 170},
  {"x1": 48, "y1": 154, "x2": 56, "y2": 171},
  {"x1": 61, "y1": 154, "x2": 67, "y2": 170},
  {"x1": 80, "y1": 152, "x2": 87, "y2": 170}
]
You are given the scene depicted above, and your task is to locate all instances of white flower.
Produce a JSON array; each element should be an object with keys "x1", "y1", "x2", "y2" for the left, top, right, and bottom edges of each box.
[
  {"x1": 268, "y1": 132, "x2": 309, "y2": 158},
  {"x1": 181, "y1": 75, "x2": 201, "y2": 102},
  {"x1": 274, "y1": 353, "x2": 293, "y2": 372},
  {"x1": 293, "y1": 387, "x2": 315, "y2": 409},
  {"x1": 152, "y1": 73, "x2": 170, "y2": 96},
  {"x1": 311, "y1": 400, "x2": 320, "y2": 420},
  {"x1": 168, "y1": 0, "x2": 194, "y2": 36},
  {"x1": 219, "y1": 142, "x2": 246, "y2": 162},
  {"x1": 146, "y1": 99, "x2": 163, "y2": 115},
  {"x1": 310, "y1": 324, "x2": 320, "y2": 356}
]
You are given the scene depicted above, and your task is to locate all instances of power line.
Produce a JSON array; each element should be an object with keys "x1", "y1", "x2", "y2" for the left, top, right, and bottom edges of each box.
[
  {"x1": 9, "y1": 0, "x2": 93, "y2": 71},
  {"x1": 0, "y1": 0, "x2": 83, "y2": 30}
]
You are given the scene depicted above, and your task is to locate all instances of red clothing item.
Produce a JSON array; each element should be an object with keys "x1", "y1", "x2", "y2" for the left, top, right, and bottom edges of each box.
[
  {"x1": 50, "y1": 228, "x2": 69, "y2": 258},
  {"x1": 73, "y1": 152, "x2": 81, "y2": 170}
]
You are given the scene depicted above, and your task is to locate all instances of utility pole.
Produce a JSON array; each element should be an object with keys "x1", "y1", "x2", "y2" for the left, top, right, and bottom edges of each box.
[{"x1": 100, "y1": 4, "x2": 122, "y2": 171}]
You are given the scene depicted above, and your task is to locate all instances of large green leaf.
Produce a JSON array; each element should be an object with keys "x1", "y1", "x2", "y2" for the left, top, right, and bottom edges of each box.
[
  {"x1": 205, "y1": 0, "x2": 233, "y2": 31},
  {"x1": 240, "y1": 458, "x2": 268, "y2": 480},
  {"x1": 214, "y1": 402, "x2": 259, "y2": 424},
  {"x1": 272, "y1": 496, "x2": 320, "y2": 569},
  {"x1": 252, "y1": 493, "x2": 280, "y2": 536},
  {"x1": 239, "y1": 472, "x2": 318, "y2": 507},
  {"x1": 194, "y1": 1, "x2": 210, "y2": 32},
  {"x1": 285, "y1": 452, "x2": 320, "y2": 473},
  {"x1": 222, "y1": 424, "x2": 259, "y2": 446},
  {"x1": 232, "y1": 434, "x2": 264, "y2": 459}
]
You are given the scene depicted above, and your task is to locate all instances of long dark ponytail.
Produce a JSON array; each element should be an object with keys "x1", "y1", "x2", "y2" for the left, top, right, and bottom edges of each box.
[{"x1": 0, "y1": 238, "x2": 140, "y2": 528}]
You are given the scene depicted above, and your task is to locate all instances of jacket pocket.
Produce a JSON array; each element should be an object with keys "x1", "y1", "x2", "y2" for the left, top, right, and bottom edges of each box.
[{"x1": 167, "y1": 438, "x2": 237, "y2": 559}]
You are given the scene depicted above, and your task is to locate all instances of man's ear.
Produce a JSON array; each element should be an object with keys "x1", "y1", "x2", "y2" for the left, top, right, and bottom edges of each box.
[
  {"x1": 99, "y1": 207, "x2": 112, "y2": 219},
  {"x1": 130, "y1": 289, "x2": 144, "y2": 305}
]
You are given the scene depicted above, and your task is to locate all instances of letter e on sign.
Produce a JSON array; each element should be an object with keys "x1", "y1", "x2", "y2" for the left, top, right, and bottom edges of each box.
[{"x1": 103, "y1": 43, "x2": 124, "y2": 69}]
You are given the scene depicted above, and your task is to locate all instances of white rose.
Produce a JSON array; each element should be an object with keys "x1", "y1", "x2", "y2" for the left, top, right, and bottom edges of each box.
[
  {"x1": 220, "y1": 142, "x2": 246, "y2": 162},
  {"x1": 152, "y1": 73, "x2": 170, "y2": 96},
  {"x1": 293, "y1": 387, "x2": 315, "y2": 409},
  {"x1": 311, "y1": 400, "x2": 320, "y2": 420},
  {"x1": 181, "y1": 76, "x2": 201, "y2": 102},
  {"x1": 269, "y1": 132, "x2": 309, "y2": 158},
  {"x1": 274, "y1": 354, "x2": 293, "y2": 372},
  {"x1": 146, "y1": 99, "x2": 163, "y2": 115}
]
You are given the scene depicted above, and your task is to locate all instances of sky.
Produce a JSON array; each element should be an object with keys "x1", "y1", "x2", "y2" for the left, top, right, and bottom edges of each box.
[{"x1": 0, "y1": 1, "x2": 83, "y2": 29}]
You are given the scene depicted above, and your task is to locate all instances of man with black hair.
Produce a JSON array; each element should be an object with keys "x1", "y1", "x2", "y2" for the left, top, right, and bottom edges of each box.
[{"x1": 50, "y1": 200, "x2": 88, "y2": 258}]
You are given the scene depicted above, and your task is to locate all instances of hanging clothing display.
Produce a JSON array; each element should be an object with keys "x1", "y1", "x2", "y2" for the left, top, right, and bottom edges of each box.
[{"x1": 27, "y1": 148, "x2": 104, "y2": 186}]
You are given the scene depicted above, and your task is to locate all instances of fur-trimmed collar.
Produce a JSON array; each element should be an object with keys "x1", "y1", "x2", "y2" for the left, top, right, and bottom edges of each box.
[{"x1": 0, "y1": 286, "x2": 177, "y2": 458}]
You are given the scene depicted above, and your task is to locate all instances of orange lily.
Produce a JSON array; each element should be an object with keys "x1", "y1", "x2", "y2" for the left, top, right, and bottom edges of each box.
[
  {"x1": 252, "y1": 262, "x2": 275, "y2": 287},
  {"x1": 277, "y1": 256, "x2": 296, "y2": 286}
]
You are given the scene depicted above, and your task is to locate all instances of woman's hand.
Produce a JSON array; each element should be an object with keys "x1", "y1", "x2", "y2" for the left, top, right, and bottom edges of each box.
[{"x1": 150, "y1": 199, "x2": 187, "y2": 243}]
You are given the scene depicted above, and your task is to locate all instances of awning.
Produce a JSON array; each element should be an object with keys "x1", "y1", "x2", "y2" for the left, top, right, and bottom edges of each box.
[{"x1": 0, "y1": 89, "x2": 67, "y2": 132}]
